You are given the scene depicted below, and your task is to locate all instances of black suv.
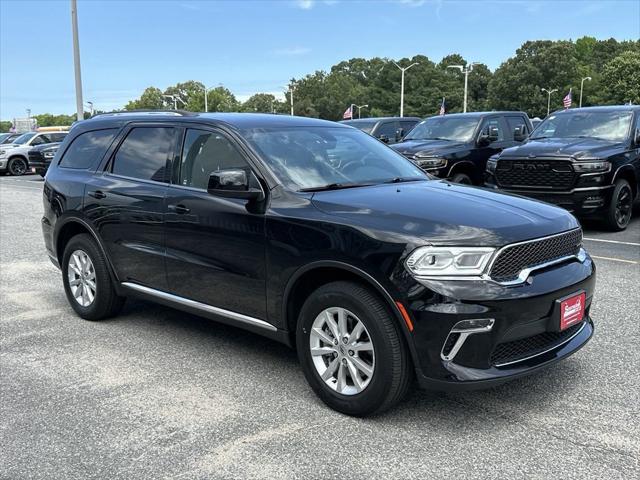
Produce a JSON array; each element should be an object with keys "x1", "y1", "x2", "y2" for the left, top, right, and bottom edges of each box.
[
  {"x1": 28, "y1": 142, "x2": 62, "y2": 176},
  {"x1": 340, "y1": 117, "x2": 421, "y2": 144},
  {"x1": 43, "y1": 112, "x2": 595, "y2": 416},
  {"x1": 485, "y1": 106, "x2": 640, "y2": 231},
  {"x1": 391, "y1": 112, "x2": 532, "y2": 185}
]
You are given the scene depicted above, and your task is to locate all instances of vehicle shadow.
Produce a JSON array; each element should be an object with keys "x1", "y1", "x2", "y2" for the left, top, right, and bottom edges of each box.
[{"x1": 113, "y1": 297, "x2": 578, "y2": 425}]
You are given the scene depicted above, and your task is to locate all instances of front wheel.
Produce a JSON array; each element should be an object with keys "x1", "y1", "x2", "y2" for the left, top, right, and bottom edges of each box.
[
  {"x1": 450, "y1": 172, "x2": 473, "y2": 185},
  {"x1": 296, "y1": 281, "x2": 412, "y2": 416},
  {"x1": 604, "y1": 179, "x2": 633, "y2": 231},
  {"x1": 8, "y1": 157, "x2": 28, "y2": 176}
]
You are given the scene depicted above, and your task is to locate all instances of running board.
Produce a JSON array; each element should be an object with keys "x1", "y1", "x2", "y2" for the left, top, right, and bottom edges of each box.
[{"x1": 121, "y1": 282, "x2": 277, "y2": 332}]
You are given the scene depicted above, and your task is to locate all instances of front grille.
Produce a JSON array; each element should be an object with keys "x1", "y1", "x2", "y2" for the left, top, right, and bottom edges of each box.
[
  {"x1": 489, "y1": 229, "x2": 582, "y2": 282},
  {"x1": 28, "y1": 152, "x2": 44, "y2": 162},
  {"x1": 495, "y1": 160, "x2": 575, "y2": 190},
  {"x1": 491, "y1": 322, "x2": 584, "y2": 366}
]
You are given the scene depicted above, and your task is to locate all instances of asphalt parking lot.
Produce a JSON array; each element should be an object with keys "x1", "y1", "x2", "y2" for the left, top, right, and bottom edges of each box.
[{"x1": 1, "y1": 174, "x2": 638, "y2": 479}]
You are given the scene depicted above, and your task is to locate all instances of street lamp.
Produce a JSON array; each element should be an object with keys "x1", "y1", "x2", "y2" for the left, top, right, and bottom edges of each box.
[
  {"x1": 70, "y1": 0, "x2": 84, "y2": 122},
  {"x1": 355, "y1": 104, "x2": 368, "y2": 119},
  {"x1": 541, "y1": 88, "x2": 558, "y2": 116},
  {"x1": 203, "y1": 83, "x2": 223, "y2": 112},
  {"x1": 447, "y1": 62, "x2": 479, "y2": 113},
  {"x1": 288, "y1": 82, "x2": 296, "y2": 116},
  {"x1": 579, "y1": 77, "x2": 592, "y2": 107},
  {"x1": 392, "y1": 61, "x2": 419, "y2": 117},
  {"x1": 163, "y1": 94, "x2": 185, "y2": 110},
  {"x1": 84, "y1": 101, "x2": 94, "y2": 117}
]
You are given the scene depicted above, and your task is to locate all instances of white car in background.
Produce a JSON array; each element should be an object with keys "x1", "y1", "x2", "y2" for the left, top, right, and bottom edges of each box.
[{"x1": 0, "y1": 131, "x2": 67, "y2": 176}]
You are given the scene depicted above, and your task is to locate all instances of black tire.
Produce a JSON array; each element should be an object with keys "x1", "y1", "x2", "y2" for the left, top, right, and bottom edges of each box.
[
  {"x1": 8, "y1": 157, "x2": 28, "y2": 176},
  {"x1": 296, "y1": 281, "x2": 412, "y2": 416},
  {"x1": 62, "y1": 233, "x2": 125, "y2": 320},
  {"x1": 604, "y1": 179, "x2": 633, "y2": 231},
  {"x1": 450, "y1": 172, "x2": 473, "y2": 185}
]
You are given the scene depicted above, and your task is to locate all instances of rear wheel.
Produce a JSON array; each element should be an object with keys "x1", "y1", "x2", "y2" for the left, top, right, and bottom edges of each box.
[
  {"x1": 604, "y1": 179, "x2": 633, "y2": 231},
  {"x1": 62, "y1": 234, "x2": 125, "y2": 320},
  {"x1": 296, "y1": 281, "x2": 411, "y2": 416},
  {"x1": 450, "y1": 172, "x2": 473, "y2": 185},
  {"x1": 8, "y1": 157, "x2": 28, "y2": 176}
]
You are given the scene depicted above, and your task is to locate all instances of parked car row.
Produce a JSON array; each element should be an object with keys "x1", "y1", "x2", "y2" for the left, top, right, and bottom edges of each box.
[
  {"x1": 0, "y1": 130, "x2": 67, "y2": 176},
  {"x1": 342, "y1": 106, "x2": 639, "y2": 231}
]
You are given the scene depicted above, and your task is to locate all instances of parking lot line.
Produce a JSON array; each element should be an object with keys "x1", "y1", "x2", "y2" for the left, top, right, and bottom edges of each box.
[
  {"x1": 583, "y1": 237, "x2": 640, "y2": 247},
  {"x1": 591, "y1": 255, "x2": 638, "y2": 265}
]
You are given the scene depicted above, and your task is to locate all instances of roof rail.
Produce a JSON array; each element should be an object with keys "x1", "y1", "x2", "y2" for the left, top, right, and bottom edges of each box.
[{"x1": 90, "y1": 109, "x2": 195, "y2": 118}]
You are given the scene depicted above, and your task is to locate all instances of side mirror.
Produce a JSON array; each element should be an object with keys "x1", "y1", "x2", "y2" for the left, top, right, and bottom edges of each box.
[
  {"x1": 378, "y1": 134, "x2": 390, "y2": 143},
  {"x1": 207, "y1": 169, "x2": 264, "y2": 201},
  {"x1": 395, "y1": 128, "x2": 405, "y2": 142},
  {"x1": 514, "y1": 125, "x2": 528, "y2": 142}
]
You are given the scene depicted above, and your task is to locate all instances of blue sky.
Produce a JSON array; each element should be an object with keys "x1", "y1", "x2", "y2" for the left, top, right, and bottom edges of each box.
[{"x1": 1, "y1": 0, "x2": 639, "y2": 120}]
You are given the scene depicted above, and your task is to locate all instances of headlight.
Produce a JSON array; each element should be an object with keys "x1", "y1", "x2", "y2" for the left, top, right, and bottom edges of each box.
[
  {"x1": 0, "y1": 150, "x2": 6, "y2": 156},
  {"x1": 414, "y1": 155, "x2": 447, "y2": 169},
  {"x1": 486, "y1": 157, "x2": 498, "y2": 173},
  {"x1": 405, "y1": 246, "x2": 495, "y2": 278},
  {"x1": 44, "y1": 151, "x2": 56, "y2": 158},
  {"x1": 573, "y1": 161, "x2": 611, "y2": 173}
]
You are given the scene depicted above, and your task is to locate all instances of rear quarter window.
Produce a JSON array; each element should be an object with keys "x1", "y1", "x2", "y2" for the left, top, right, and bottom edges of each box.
[{"x1": 59, "y1": 129, "x2": 118, "y2": 169}]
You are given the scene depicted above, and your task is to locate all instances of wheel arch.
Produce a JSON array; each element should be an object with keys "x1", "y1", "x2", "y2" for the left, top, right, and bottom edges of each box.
[
  {"x1": 447, "y1": 160, "x2": 479, "y2": 183},
  {"x1": 282, "y1": 261, "x2": 417, "y2": 357},
  {"x1": 612, "y1": 165, "x2": 638, "y2": 199}
]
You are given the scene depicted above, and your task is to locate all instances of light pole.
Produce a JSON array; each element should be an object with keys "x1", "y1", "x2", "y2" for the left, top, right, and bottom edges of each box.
[
  {"x1": 579, "y1": 76, "x2": 592, "y2": 107},
  {"x1": 289, "y1": 82, "x2": 296, "y2": 116},
  {"x1": 203, "y1": 84, "x2": 223, "y2": 112},
  {"x1": 70, "y1": 0, "x2": 84, "y2": 122},
  {"x1": 85, "y1": 101, "x2": 94, "y2": 117},
  {"x1": 447, "y1": 62, "x2": 479, "y2": 113},
  {"x1": 163, "y1": 94, "x2": 185, "y2": 110},
  {"x1": 392, "y1": 61, "x2": 419, "y2": 117},
  {"x1": 356, "y1": 104, "x2": 368, "y2": 119},
  {"x1": 541, "y1": 88, "x2": 558, "y2": 116}
]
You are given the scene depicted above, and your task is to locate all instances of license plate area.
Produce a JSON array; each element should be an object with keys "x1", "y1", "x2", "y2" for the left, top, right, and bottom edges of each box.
[{"x1": 552, "y1": 291, "x2": 586, "y2": 331}]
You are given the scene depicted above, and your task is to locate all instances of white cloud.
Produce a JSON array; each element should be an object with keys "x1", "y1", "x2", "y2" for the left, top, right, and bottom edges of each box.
[
  {"x1": 294, "y1": 0, "x2": 314, "y2": 9},
  {"x1": 271, "y1": 46, "x2": 311, "y2": 56}
]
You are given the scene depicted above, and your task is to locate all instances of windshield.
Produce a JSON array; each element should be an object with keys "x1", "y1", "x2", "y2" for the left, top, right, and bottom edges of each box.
[
  {"x1": 404, "y1": 116, "x2": 480, "y2": 142},
  {"x1": 12, "y1": 132, "x2": 36, "y2": 145},
  {"x1": 342, "y1": 120, "x2": 377, "y2": 134},
  {"x1": 243, "y1": 126, "x2": 427, "y2": 191},
  {"x1": 532, "y1": 111, "x2": 633, "y2": 141}
]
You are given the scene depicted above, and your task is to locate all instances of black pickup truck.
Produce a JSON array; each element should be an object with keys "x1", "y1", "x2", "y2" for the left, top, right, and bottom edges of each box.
[
  {"x1": 391, "y1": 112, "x2": 532, "y2": 185},
  {"x1": 28, "y1": 142, "x2": 61, "y2": 177},
  {"x1": 485, "y1": 106, "x2": 640, "y2": 231}
]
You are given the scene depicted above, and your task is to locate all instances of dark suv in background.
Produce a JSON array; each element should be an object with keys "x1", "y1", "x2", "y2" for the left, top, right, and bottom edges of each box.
[
  {"x1": 485, "y1": 106, "x2": 640, "y2": 231},
  {"x1": 391, "y1": 112, "x2": 532, "y2": 185},
  {"x1": 341, "y1": 116, "x2": 420, "y2": 144},
  {"x1": 42, "y1": 112, "x2": 595, "y2": 416}
]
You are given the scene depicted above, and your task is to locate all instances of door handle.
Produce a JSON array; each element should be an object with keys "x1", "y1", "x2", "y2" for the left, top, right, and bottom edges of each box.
[
  {"x1": 168, "y1": 204, "x2": 190, "y2": 214},
  {"x1": 88, "y1": 190, "x2": 106, "y2": 199}
]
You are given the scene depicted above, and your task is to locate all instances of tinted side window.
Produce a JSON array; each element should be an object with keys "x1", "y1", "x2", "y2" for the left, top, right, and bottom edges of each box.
[
  {"x1": 50, "y1": 133, "x2": 68, "y2": 142},
  {"x1": 112, "y1": 127, "x2": 175, "y2": 182},
  {"x1": 506, "y1": 116, "x2": 529, "y2": 137},
  {"x1": 31, "y1": 135, "x2": 51, "y2": 146},
  {"x1": 480, "y1": 118, "x2": 505, "y2": 141},
  {"x1": 60, "y1": 129, "x2": 117, "y2": 169},
  {"x1": 180, "y1": 129, "x2": 250, "y2": 189},
  {"x1": 400, "y1": 121, "x2": 418, "y2": 136},
  {"x1": 376, "y1": 121, "x2": 398, "y2": 138}
]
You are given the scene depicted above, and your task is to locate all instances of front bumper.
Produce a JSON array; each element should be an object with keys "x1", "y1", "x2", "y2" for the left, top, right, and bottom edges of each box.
[
  {"x1": 0, "y1": 158, "x2": 7, "y2": 171},
  {"x1": 393, "y1": 253, "x2": 596, "y2": 391},
  {"x1": 485, "y1": 177, "x2": 614, "y2": 217}
]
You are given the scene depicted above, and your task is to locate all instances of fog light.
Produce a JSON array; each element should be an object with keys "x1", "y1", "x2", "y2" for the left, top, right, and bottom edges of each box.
[{"x1": 451, "y1": 318, "x2": 494, "y2": 332}]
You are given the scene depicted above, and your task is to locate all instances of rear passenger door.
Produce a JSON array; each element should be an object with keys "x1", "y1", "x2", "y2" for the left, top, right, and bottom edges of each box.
[
  {"x1": 164, "y1": 127, "x2": 267, "y2": 320},
  {"x1": 85, "y1": 124, "x2": 178, "y2": 289}
]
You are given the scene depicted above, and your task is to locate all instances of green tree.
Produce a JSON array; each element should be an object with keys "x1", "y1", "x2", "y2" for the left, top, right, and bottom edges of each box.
[
  {"x1": 164, "y1": 81, "x2": 206, "y2": 111},
  {"x1": 0, "y1": 121, "x2": 12, "y2": 132},
  {"x1": 241, "y1": 93, "x2": 279, "y2": 113},
  {"x1": 600, "y1": 51, "x2": 640, "y2": 105},
  {"x1": 204, "y1": 86, "x2": 239, "y2": 112},
  {"x1": 125, "y1": 87, "x2": 165, "y2": 110}
]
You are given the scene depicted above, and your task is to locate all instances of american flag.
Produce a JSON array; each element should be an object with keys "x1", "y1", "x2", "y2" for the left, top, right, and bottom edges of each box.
[
  {"x1": 439, "y1": 97, "x2": 446, "y2": 116},
  {"x1": 563, "y1": 89, "x2": 572, "y2": 109},
  {"x1": 342, "y1": 105, "x2": 353, "y2": 120}
]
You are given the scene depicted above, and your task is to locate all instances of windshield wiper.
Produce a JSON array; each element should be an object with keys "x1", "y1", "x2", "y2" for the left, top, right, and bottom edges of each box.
[
  {"x1": 298, "y1": 182, "x2": 373, "y2": 192},
  {"x1": 382, "y1": 177, "x2": 425, "y2": 184}
]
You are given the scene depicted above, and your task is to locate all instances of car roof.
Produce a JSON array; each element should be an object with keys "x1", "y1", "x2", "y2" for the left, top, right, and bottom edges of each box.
[
  {"x1": 341, "y1": 117, "x2": 421, "y2": 123},
  {"x1": 550, "y1": 105, "x2": 640, "y2": 114},
  {"x1": 80, "y1": 111, "x2": 348, "y2": 132},
  {"x1": 424, "y1": 111, "x2": 528, "y2": 119}
]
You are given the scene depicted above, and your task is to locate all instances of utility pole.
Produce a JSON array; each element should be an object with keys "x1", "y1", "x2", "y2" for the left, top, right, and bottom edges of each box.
[
  {"x1": 541, "y1": 88, "x2": 558, "y2": 117},
  {"x1": 447, "y1": 62, "x2": 479, "y2": 113},
  {"x1": 579, "y1": 77, "x2": 592, "y2": 107},
  {"x1": 392, "y1": 62, "x2": 419, "y2": 117},
  {"x1": 163, "y1": 94, "x2": 185, "y2": 110},
  {"x1": 70, "y1": 0, "x2": 84, "y2": 122},
  {"x1": 289, "y1": 82, "x2": 295, "y2": 116},
  {"x1": 85, "y1": 101, "x2": 94, "y2": 117}
]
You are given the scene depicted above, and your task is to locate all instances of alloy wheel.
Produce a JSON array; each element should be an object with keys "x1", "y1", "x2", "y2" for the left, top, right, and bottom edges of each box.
[
  {"x1": 309, "y1": 307, "x2": 375, "y2": 395},
  {"x1": 67, "y1": 249, "x2": 97, "y2": 307},
  {"x1": 615, "y1": 185, "x2": 632, "y2": 227},
  {"x1": 9, "y1": 158, "x2": 27, "y2": 176}
]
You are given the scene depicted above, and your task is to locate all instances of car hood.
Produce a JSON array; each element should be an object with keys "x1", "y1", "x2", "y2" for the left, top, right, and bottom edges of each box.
[
  {"x1": 1, "y1": 145, "x2": 30, "y2": 155},
  {"x1": 499, "y1": 137, "x2": 624, "y2": 160},
  {"x1": 311, "y1": 181, "x2": 578, "y2": 247},
  {"x1": 391, "y1": 139, "x2": 467, "y2": 157}
]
